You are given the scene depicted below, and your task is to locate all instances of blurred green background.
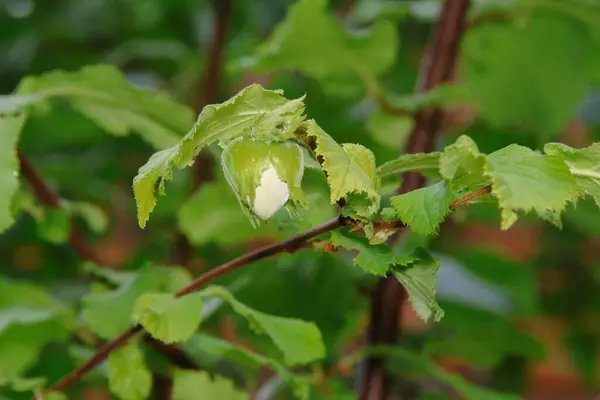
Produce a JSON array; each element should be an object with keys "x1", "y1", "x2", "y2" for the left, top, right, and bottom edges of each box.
[{"x1": 2, "y1": 0, "x2": 600, "y2": 399}]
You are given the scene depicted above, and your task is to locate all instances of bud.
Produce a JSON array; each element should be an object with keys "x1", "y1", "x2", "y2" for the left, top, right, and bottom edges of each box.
[{"x1": 221, "y1": 138, "x2": 306, "y2": 226}]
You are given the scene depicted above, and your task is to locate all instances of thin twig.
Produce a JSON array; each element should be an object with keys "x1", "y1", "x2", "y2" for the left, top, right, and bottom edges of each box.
[
  {"x1": 361, "y1": 1, "x2": 472, "y2": 399},
  {"x1": 18, "y1": 151, "x2": 101, "y2": 264},
  {"x1": 48, "y1": 326, "x2": 143, "y2": 394},
  {"x1": 174, "y1": 217, "x2": 345, "y2": 296},
  {"x1": 17, "y1": 151, "x2": 199, "y2": 394},
  {"x1": 449, "y1": 185, "x2": 492, "y2": 210},
  {"x1": 43, "y1": 183, "x2": 494, "y2": 396},
  {"x1": 44, "y1": 216, "x2": 346, "y2": 395}
]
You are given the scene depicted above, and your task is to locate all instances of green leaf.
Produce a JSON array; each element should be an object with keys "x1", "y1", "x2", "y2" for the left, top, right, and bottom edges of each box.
[
  {"x1": 133, "y1": 84, "x2": 305, "y2": 228},
  {"x1": 184, "y1": 334, "x2": 311, "y2": 399},
  {"x1": 172, "y1": 370, "x2": 248, "y2": 400},
  {"x1": 485, "y1": 144, "x2": 579, "y2": 229},
  {"x1": 377, "y1": 152, "x2": 441, "y2": 179},
  {"x1": 346, "y1": 0, "x2": 409, "y2": 24},
  {"x1": 241, "y1": 0, "x2": 397, "y2": 96},
  {"x1": 366, "y1": 110, "x2": 413, "y2": 150},
  {"x1": 390, "y1": 181, "x2": 453, "y2": 236},
  {"x1": 439, "y1": 135, "x2": 486, "y2": 183},
  {"x1": 369, "y1": 346, "x2": 520, "y2": 400},
  {"x1": 178, "y1": 178, "x2": 278, "y2": 246},
  {"x1": 36, "y1": 209, "x2": 70, "y2": 244},
  {"x1": 107, "y1": 343, "x2": 152, "y2": 400},
  {"x1": 0, "y1": 93, "x2": 44, "y2": 116},
  {"x1": 391, "y1": 248, "x2": 444, "y2": 323},
  {"x1": 329, "y1": 230, "x2": 394, "y2": 276},
  {"x1": 0, "y1": 375, "x2": 46, "y2": 393},
  {"x1": 82, "y1": 267, "x2": 162, "y2": 339},
  {"x1": 185, "y1": 333, "x2": 266, "y2": 369},
  {"x1": 544, "y1": 142, "x2": 600, "y2": 207},
  {"x1": 383, "y1": 83, "x2": 472, "y2": 112},
  {"x1": 163, "y1": 267, "x2": 193, "y2": 294},
  {"x1": 66, "y1": 201, "x2": 108, "y2": 234},
  {"x1": 199, "y1": 286, "x2": 325, "y2": 366},
  {"x1": 343, "y1": 143, "x2": 381, "y2": 193},
  {"x1": 133, "y1": 293, "x2": 203, "y2": 344},
  {"x1": 302, "y1": 120, "x2": 380, "y2": 218},
  {"x1": 427, "y1": 301, "x2": 544, "y2": 368},
  {"x1": 230, "y1": 252, "x2": 362, "y2": 356},
  {"x1": 566, "y1": 329, "x2": 597, "y2": 385},
  {"x1": 0, "y1": 278, "x2": 74, "y2": 378},
  {"x1": 443, "y1": 374, "x2": 520, "y2": 400},
  {"x1": 17, "y1": 65, "x2": 194, "y2": 150},
  {"x1": 41, "y1": 393, "x2": 68, "y2": 400},
  {"x1": 462, "y1": 13, "x2": 594, "y2": 137},
  {"x1": 0, "y1": 114, "x2": 26, "y2": 234},
  {"x1": 0, "y1": 308, "x2": 70, "y2": 379},
  {"x1": 563, "y1": 198, "x2": 600, "y2": 236}
]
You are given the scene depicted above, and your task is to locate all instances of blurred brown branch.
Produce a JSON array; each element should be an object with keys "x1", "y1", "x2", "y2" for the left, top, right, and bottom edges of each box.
[
  {"x1": 18, "y1": 150, "x2": 101, "y2": 265},
  {"x1": 17, "y1": 151, "x2": 199, "y2": 391},
  {"x1": 44, "y1": 216, "x2": 346, "y2": 396},
  {"x1": 172, "y1": 0, "x2": 232, "y2": 266},
  {"x1": 360, "y1": 1, "x2": 472, "y2": 399}
]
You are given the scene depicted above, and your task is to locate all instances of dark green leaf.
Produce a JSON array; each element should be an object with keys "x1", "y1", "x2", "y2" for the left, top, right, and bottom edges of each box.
[
  {"x1": 36, "y1": 209, "x2": 70, "y2": 244},
  {"x1": 82, "y1": 267, "x2": 162, "y2": 339},
  {"x1": 391, "y1": 248, "x2": 444, "y2": 323},
  {"x1": 0, "y1": 278, "x2": 74, "y2": 378},
  {"x1": 390, "y1": 181, "x2": 453, "y2": 236},
  {"x1": 329, "y1": 230, "x2": 395, "y2": 276},
  {"x1": 17, "y1": 65, "x2": 194, "y2": 150},
  {"x1": 199, "y1": 286, "x2": 325, "y2": 366}
]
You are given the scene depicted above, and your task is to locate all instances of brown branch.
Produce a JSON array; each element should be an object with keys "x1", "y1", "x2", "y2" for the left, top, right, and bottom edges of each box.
[
  {"x1": 18, "y1": 151, "x2": 101, "y2": 265},
  {"x1": 44, "y1": 216, "x2": 345, "y2": 395},
  {"x1": 189, "y1": 0, "x2": 231, "y2": 114},
  {"x1": 49, "y1": 325, "x2": 143, "y2": 394},
  {"x1": 43, "y1": 181, "x2": 493, "y2": 396},
  {"x1": 449, "y1": 185, "x2": 491, "y2": 210},
  {"x1": 174, "y1": 217, "x2": 345, "y2": 296},
  {"x1": 172, "y1": 0, "x2": 232, "y2": 265},
  {"x1": 360, "y1": 1, "x2": 472, "y2": 399},
  {"x1": 17, "y1": 151, "x2": 200, "y2": 394}
]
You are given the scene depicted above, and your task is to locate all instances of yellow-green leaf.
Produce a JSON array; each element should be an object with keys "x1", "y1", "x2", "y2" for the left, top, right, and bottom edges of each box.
[
  {"x1": 303, "y1": 120, "x2": 380, "y2": 218},
  {"x1": 107, "y1": 343, "x2": 152, "y2": 400},
  {"x1": 133, "y1": 293, "x2": 203, "y2": 344}
]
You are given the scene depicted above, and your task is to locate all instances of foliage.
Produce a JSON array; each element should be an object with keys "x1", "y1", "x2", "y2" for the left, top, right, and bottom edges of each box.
[{"x1": 1, "y1": 0, "x2": 600, "y2": 399}]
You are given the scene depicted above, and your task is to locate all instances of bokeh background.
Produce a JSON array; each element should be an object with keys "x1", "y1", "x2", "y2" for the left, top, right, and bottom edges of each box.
[{"x1": 2, "y1": 0, "x2": 600, "y2": 399}]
